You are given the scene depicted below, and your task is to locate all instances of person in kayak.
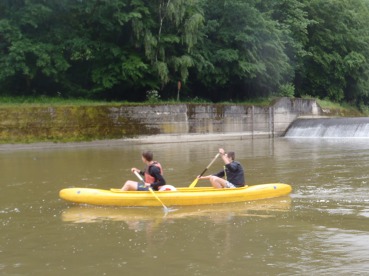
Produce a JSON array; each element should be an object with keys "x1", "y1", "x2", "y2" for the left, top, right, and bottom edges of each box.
[
  {"x1": 121, "y1": 151, "x2": 166, "y2": 191},
  {"x1": 198, "y1": 148, "x2": 245, "y2": 188}
]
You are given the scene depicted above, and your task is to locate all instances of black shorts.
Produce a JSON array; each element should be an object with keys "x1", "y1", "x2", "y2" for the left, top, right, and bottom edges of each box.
[{"x1": 137, "y1": 182, "x2": 149, "y2": 191}]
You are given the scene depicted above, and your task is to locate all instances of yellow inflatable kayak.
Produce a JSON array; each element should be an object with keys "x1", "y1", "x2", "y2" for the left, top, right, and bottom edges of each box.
[{"x1": 59, "y1": 183, "x2": 292, "y2": 207}]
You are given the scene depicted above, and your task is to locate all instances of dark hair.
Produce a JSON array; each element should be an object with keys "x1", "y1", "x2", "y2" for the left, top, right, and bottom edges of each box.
[
  {"x1": 142, "y1": 151, "x2": 153, "y2": 162},
  {"x1": 227, "y1": 151, "x2": 235, "y2": 161}
]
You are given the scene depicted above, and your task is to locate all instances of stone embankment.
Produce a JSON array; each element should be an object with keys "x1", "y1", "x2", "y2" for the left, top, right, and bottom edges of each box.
[{"x1": 0, "y1": 97, "x2": 322, "y2": 146}]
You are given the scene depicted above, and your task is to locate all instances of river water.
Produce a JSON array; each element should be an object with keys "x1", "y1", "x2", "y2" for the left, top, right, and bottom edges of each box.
[{"x1": 1, "y1": 137, "x2": 368, "y2": 275}]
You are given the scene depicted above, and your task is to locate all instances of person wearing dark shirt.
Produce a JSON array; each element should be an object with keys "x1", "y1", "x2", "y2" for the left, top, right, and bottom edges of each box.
[
  {"x1": 121, "y1": 151, "x2": 166, "y2": 191},
  {"x1": 199, "y1": 148, "x2": 245, "y2": 188}
]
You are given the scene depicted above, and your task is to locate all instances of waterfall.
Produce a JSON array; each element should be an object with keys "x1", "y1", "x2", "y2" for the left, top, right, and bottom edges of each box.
[{"x1": 284, "y1": 117, "x2": 369, "y2": 138}]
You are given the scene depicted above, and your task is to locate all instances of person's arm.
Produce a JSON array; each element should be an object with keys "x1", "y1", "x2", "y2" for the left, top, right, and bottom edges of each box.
[
  {"x1": 149, "y1": 166, "x2": 166, "y2": 190},
  {"x1": 225, "y1": 162, "x2": 239, "y2": 172},
  {"x1": 219, "y1": 148, "x2": 231, "y2": 165},
  {"x1": 199, "y1": 170, "x2": 224, "y2": 179},
  {"x1": 131, "y1": 167, "x2": 144, "y2": 176}
]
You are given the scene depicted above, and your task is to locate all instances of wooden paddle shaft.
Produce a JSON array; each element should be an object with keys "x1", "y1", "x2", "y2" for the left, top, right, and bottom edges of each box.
[
  {"x1": 199, "y1": 153, "x2": 220, "y2": 177},
  {"x1": 133, "y1": 170, "x2": 169, "y2": 211},
  {"x1": 134, "y1": 170, "x2": 144, "y2": 182}
]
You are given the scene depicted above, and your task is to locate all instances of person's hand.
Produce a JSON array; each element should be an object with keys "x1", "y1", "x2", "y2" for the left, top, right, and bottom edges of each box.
[
  {"x1": 131, "y1": 168, "x2": 139, "y2": 173},
  {"x1": 219, "y1": 148, "x2": 225, "y2": 155}
]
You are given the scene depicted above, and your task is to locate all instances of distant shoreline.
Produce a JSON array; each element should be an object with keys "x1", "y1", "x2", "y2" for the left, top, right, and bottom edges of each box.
[{"x1": 0, "y1": 132, "x2": 270, "y2": 151}]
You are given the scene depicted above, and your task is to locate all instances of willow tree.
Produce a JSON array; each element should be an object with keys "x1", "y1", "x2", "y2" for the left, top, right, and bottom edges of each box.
[{"x1": 129, "y1": 0, "x2": 204, "y2": 97}]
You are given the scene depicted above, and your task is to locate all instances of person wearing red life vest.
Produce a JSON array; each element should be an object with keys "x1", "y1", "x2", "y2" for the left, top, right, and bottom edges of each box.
[{"x1": 121, "y1": 151, "x2": 166, "y2": 191}]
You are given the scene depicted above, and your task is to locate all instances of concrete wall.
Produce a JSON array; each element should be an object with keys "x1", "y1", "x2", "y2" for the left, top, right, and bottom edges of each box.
[
  {"x1": 0, "y1": 98, "x2": 322, "y2": 143},
  {"x1": 114, "y1": 98, "x2": 321, "y2": 138},
  {"x1": 272, "y1": 97, "x2": 322, "y2": 136}
]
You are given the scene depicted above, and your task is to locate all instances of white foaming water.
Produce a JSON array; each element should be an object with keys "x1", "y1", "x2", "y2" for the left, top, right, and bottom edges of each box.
[{"x1": 285, "y1": 117, "x2": 369, "y2": 138}]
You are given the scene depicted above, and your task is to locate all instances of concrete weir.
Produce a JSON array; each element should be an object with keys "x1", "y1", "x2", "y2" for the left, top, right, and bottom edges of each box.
[
  {"x1": 285, "y1": 117, "x2": 369, "y2": 138},
  {"x1": 123, "y1": 98, "x2": 323, "y2": 143},
  {"x1": 0, "y1": 98, "x2": 322, "y2": 145}
]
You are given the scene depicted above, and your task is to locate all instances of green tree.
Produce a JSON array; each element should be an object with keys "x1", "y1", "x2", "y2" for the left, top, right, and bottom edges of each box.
[
  {"x1": 2, "y1": 0, "x2": 369, "y2": 106},
  {"x1": 0, "y1": 1, "x2": 70, "y2": 95},
  {"x1": 300, "y1": 0, "x2": 369, "y2": 104},
  {"x1": 0, "y1": 0, "x2": 204, "y2": 100},
  {"x1": 191, "y1": 0, "x2": 292, "y2": 101},
  {"x1": 57, "y1": 0, "x2": 150, "y2": 98},
  {"x1": 265, "y1": 0, "x2": 311, "y2": 97},
  {"x1": 129, "y1": 0, "x2": 204, "y2": 98}
]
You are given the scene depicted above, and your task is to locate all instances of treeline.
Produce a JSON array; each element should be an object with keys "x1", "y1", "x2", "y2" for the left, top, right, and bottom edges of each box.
[{"x1": 1, "y1": 0, "x2": 369, "y2": 105}]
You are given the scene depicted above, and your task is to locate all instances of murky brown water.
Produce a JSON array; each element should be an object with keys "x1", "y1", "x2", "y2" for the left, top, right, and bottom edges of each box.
[{"x1": 1, "y1": 138, "x2": 369, "y2": 275}]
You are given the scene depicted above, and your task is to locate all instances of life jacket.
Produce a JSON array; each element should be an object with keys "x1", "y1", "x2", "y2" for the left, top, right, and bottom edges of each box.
[{"x1": 144, "y1": 161, "x2": 163, "y2": 183}]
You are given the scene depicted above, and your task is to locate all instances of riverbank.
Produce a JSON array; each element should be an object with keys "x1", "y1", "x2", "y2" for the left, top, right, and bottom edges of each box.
[
  {"x1": 1, "y1": 97, "x2": 366, "y2": 147},
  {"x1": 0, "y1": 98, "x2": 322, "y2": 145},
  {"x1": 0, "y1": 132, "x2": 269, "y2": 151}
]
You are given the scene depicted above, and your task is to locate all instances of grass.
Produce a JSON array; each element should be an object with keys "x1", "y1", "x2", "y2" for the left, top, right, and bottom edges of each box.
[
  {"x1": 0, "y1": 96, "x2": 366, "y2": 115},
  {"x1": 0, "y1": 96, "x2": 277, "y2": 107},
  {"x1": 0, "y1": 96, "x2": 126, "y2": 107},
  {"x1": 316, "y1": 98, "x2": 345, "y2": 109},
  {"x1": 317, "y1": 98, "x2": 368, "y2": 116}
]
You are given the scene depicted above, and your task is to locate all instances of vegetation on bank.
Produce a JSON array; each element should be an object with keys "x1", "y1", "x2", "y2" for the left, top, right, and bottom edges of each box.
[
  {"x1": 0, "y1": 96, "x2": 124, "y2": 107},
  {"x1": 0, "y1": 95, "x2": 273, "y2": 107},
  {"x1": 1, "y1": 1, "x2": 369, "y2": 109},
  {"x1": 316, "y1": 99, "x2": 368, "y2": 117},
  {"x1": 0, "y1": 96, "x2": 367, "y2": 116}
]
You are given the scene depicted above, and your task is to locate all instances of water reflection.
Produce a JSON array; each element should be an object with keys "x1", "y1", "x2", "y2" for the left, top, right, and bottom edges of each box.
[{"x1": 61, "y1": 197, "x2": 291, "y2": 224}]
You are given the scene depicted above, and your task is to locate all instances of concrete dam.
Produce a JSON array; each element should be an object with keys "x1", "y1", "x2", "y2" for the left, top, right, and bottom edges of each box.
[{"x1": 0, "y1": 97, "x2": 325, "y2": 144}]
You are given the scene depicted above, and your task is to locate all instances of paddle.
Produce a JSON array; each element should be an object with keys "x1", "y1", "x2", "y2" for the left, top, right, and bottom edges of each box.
[
  {"x1": 133, "y1": 170, "x2": 170, "y2": 213},
  {"x1": 189, "y1": 153, "x2": 220, "y2": 188}
]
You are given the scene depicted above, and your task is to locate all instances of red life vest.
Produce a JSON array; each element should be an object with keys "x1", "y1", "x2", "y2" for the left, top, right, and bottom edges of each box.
[{"x1": 144, "y1": 161, "x2": 163, "y2": 183}]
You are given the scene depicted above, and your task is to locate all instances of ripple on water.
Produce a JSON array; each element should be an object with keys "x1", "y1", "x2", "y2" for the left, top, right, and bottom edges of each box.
[
  {"x1": 358, "y1": 209, "x2": 369, "y2": 218},
  {"x1": 0, "y1": 208, "x2": 20, "y2": 214}
]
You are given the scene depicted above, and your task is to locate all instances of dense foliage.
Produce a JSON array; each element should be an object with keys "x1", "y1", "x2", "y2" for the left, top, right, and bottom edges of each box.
[{"x1": 1, "y1": 0, "x2": 369, "y2": 105}]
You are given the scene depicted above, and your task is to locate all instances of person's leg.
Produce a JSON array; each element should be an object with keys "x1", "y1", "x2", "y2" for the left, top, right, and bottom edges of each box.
[
  {"x1": 121, "y1": 180, "x2": 138, "y2": 191},
  {"x1": 209, "y1": 176, "x2": 227, "y2": 188}
]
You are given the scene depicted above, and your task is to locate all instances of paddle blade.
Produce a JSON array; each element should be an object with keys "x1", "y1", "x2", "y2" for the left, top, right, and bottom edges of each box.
[
  {"x1": 188, "y1": 153, "x2": 220, "y2": 188},
  {"x1": 189, "y1": 178, "x2": 199, "y2": 188}
]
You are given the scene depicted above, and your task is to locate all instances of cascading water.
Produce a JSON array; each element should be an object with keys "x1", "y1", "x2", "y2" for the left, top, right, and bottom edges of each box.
[{"x1": 284, "y1": 117, "x2": 369, "y2": 138}]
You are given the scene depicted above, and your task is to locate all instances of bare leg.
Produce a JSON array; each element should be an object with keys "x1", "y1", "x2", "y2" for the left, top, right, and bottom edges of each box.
[
  {"x1": 122, "y1": 180, "x2": 138, "y2": 191},
  {"x1": 209, "y1": 176, "x2": 227, "y2": 188}
]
